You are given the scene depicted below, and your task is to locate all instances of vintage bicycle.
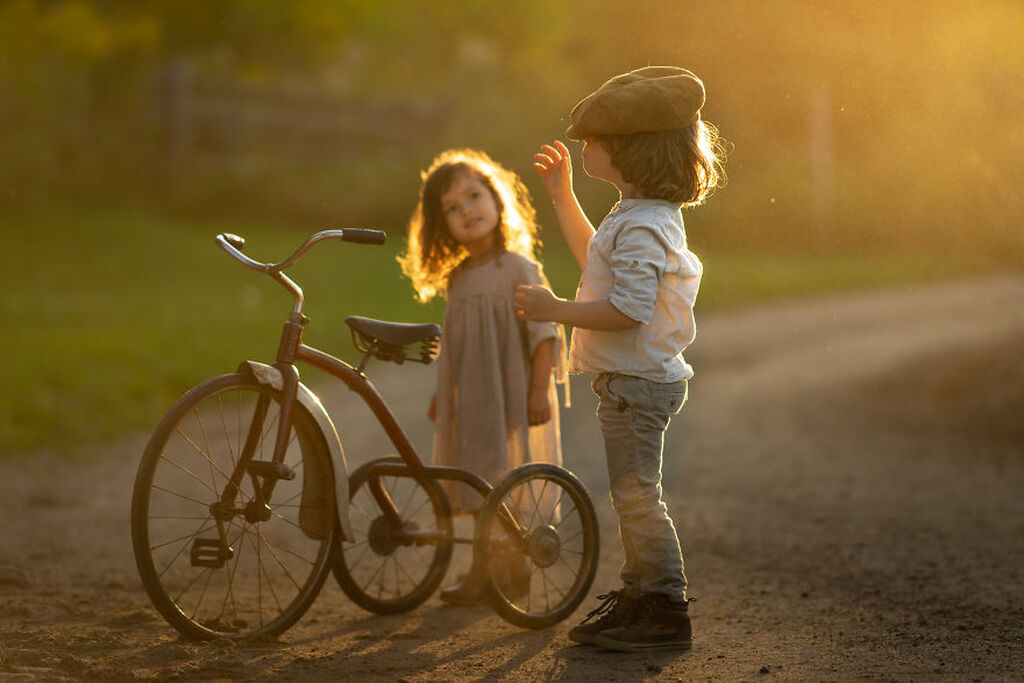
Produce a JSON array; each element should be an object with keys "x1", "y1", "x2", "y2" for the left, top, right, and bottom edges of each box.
[{"x1": 130, "y1": 230, "x2": 599, "y2": 640}]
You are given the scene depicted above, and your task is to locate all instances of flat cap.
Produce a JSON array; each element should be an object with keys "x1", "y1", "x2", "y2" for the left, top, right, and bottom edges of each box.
[{"x1": 566, "y1": 66, "x2": 705, "y2": 140}]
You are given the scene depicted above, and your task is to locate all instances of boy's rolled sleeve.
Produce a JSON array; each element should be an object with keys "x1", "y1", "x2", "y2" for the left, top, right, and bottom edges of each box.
[{"x1": 607, "y1": 226, "x2": 667, "y2": 324}]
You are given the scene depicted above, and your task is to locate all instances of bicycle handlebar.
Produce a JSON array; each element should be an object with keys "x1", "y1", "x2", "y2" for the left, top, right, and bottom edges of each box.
[
  {"x1": 215, "y1": 228, "x2": 387, "y2": 317},
  {"x1": 215, "y1": 228, "x2": 387, "y2": 274}
]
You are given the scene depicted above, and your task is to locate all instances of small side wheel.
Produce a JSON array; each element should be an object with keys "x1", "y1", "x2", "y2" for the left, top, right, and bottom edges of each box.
[
  {"x1": 475, "y1": 463, "x2": 599, "y2": 629},
  {"x1": 130, "y1": 373, "x2": 338, "y2": 640},
  {"x1": 333, "y1": 457, "x2": 454, "y2": 614}
]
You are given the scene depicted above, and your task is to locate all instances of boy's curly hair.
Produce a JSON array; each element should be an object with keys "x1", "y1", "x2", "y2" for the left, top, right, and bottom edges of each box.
[
  {"x1": 398, "y1": 148, "x2": 541, "y2": 303},
  {"x1": 596, "y1": 119, "x2": 727, "y2": 205}
]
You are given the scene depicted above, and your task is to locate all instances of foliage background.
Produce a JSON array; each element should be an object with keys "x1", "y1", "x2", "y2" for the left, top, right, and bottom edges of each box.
[{"x1": 2, "y1": 0, "x2": 1021, "y2": 454}]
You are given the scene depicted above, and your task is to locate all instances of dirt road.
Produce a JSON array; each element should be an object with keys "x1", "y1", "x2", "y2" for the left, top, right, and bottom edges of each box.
[{"x1": 1, "y1": 274, "x2": 1021, "y2": 681}]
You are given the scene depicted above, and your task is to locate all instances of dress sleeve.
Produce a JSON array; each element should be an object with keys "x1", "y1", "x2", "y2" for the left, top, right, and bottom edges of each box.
[
  {"x1": 518, "y1": 259, "x2": 559, "y2": 356},
  {"x1": 516, "y1": 256, "x2": 570, "y2": 407}
]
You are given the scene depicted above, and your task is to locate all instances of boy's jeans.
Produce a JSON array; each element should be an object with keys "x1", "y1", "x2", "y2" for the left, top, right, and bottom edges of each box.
[{"x1": 592, "y1": 372, "x2": 688, "y2": 601}]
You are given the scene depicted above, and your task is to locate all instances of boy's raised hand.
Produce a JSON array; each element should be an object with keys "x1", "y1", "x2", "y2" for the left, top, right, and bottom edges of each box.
[{"x1": 533, "y1": 140, "x2": 573, "y2": 198}]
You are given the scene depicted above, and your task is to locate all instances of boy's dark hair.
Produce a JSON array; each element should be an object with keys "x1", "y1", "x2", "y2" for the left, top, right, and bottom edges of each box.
[{"x1": 597, "y1": 119, "x2": 726, "y2": 206}]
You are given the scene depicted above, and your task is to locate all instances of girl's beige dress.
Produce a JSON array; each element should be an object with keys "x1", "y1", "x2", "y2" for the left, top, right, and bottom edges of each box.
[{"x1": 433, "y1": 251, "x2": 567, "y2": 513}]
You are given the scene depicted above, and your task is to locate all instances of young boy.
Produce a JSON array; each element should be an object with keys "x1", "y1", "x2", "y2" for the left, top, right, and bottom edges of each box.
[{"x1": 515, "y1": 66, "x2": 725, "y2": 652}]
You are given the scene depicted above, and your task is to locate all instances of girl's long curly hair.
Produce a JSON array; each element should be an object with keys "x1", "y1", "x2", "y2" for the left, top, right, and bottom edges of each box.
[{"x1": 398, "y1": 148, "x2": 541, "y2": 302}]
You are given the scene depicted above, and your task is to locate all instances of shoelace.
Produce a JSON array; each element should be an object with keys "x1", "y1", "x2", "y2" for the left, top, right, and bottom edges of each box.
[
  {"x1": 581, "y1": 590, "x2": 627, "y2": 624},
  {"x1": 633, "y1": 594, "x2": 697, "y2": 625}
]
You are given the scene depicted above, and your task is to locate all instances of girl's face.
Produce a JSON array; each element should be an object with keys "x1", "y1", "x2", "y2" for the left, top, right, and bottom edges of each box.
[{"x1": 440, "y1": 171, "x2": 500, "y2": 255}]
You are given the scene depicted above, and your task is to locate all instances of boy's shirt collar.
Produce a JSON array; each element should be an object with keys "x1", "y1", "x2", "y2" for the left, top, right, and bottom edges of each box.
[{"x1": 612, "y1": 197, "x2": 685, "y2": 212}]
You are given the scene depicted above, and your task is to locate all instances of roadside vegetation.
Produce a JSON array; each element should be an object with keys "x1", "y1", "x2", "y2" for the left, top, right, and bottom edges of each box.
[
  {"x1": 2, "y1": 1, "x2": 1020, "y2": 454},
  {"x1": 2, "y1": 205, "x2": 1000, "y2": 455}
]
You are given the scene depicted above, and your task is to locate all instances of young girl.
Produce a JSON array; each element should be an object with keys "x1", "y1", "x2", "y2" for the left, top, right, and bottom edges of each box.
[
  {"x1": 398, "y1": 148, "x2": 568, "y2": 603},
  {"x1": 516, "y1": 66, "x2": 726, "y2": 651}
]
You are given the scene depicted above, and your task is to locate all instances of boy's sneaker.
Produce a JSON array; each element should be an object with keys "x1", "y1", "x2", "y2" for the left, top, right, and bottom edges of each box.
[
  {"x1": 593, "y1": 594, "x2": 693, "y2": 652},
  {"x1": 568, "y1": 590, "x2": 640, "y2": 645}
]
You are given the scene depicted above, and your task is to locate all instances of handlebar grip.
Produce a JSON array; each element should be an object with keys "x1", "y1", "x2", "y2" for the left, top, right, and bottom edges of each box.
[
  {"x1": 341, "y1": 228, "x2": 386, "y2": 245},
  {"x1": 222, "y1": 233, "x2": 246, "y2": 251}
]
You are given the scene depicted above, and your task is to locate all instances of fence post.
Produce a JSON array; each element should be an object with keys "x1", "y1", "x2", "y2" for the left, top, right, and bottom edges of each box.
[{"x1": 161, "y1": 58, "x2": 193, "y2": 171}]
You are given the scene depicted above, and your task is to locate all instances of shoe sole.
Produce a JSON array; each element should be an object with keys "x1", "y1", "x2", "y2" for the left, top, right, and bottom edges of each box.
[
  {"x1": 439, "y1": 588, "x2": 485, "y2": 606},
  {"x1": 592, "y1": 633, "x2": 693, "y2": 652},
  {"x1": 567, "y1": 631, "x2": 601, "y2": 646}
]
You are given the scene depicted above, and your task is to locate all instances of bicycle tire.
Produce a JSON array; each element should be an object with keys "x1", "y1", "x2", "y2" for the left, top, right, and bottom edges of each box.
[
  {"x1": 131, "y1": 373, "x2": 338, "y2": 640},
  {"x1": 332, "y1": 457, "x2": 453, "y2": 614},
  {"x1": 475, "y1": 463, "x2": 599, "y2": 629}
]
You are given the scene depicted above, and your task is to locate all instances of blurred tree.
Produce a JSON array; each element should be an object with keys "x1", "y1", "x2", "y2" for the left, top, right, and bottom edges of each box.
[{"x1": 1, "y1": 0, "x2": 1020, "y2": 261}]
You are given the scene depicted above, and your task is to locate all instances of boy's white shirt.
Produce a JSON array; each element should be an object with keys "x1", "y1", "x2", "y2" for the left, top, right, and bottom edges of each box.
[{"x1": 568, "y1": 198, "x2": 702, "y2": 383}]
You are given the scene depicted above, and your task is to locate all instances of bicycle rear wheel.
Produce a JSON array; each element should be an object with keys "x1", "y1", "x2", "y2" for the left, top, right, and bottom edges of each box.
[
  {"x1": 475, "y1": 464, "x2": 599, "y2": 629},
  {"x1": 333, "y1": 457, "x2": 453, "y2": 614},
  {"x1": 131, "y1": 373, "x2": 337, "y2": 640}
]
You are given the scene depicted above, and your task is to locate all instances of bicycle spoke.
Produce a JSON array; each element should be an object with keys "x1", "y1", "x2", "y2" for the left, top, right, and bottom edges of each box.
[
  {"x1": 409, "y1": 544, "x2": 433, "y2": 571},
  {"x1": 170, "y1": 428, "x2": 236, "y2": 490},
  {"x1": 258, "y1": 405, "x2": 280, "y2": 458},
  {"x1": 395, "y1": 478, "x2": 419, "y2": 514},
  {"x1": 557, "y1": 553, "x2": 582, "y2": 578},
  {"x1": 222, "y1": 524, "x2": 248, "y2": 627},
  {"x1": 404, "y1": 493, "x2": 433, "y2": 521},
  {"x1": 216, "y1": 394, "x2": 237, "y2": 469},
  {"x1": 150, "y1": 519, "x2": 217, "y2": 554},
  {"x1": 189, "y1": 566, "x2": 217, "y2": 622},
  {"x1": 363, "y1": 556, "x2": 388, "y2": 599},
  {"x1": 526, "y1": 482, "x2": 542, "y2": 530},
  {"x1": 248, "y1": 528, "x2": 285, "y2": 615},
  {"x1": 345, "y1": 541, "x2": 374, "y2": 575},
  {"x1": 554, "y1": 498, "x2": 579, "y2": 530},
  {"x1": 159, "y1": 448, "x2": 221, "y2": 500},
  {"x1": 195, "y1": 409, "x2": 218, "y2": 494},
  {"x1": 559, "y1": 527, "x2": 584, "y2": 547},
  {"x1": 256, "y1": 526, "x2": 319, "y2": 568},
  {"x1": 150, "y1": 482, "x2": 219, "y2": 510},
  {"x1": 350, "y1": 499, "x2": 376, "y2": 521}
]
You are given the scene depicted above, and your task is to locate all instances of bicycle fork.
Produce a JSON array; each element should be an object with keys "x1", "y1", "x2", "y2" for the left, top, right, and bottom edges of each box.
[{"x1": 192, "y1": 362, "x2": 302, "y2": 569}]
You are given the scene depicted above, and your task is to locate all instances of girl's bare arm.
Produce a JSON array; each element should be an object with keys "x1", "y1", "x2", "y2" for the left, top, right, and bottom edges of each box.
[{"x1": 527, "y1": 337, "x2": 555, "y2": 425}]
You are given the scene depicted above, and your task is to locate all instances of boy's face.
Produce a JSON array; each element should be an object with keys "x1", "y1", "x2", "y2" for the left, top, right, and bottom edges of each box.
[
  {"x1": 581, "y1": 139, "x2": 630, "y2": 193},
  {"x1": 440, "y1": 171, "x2": 500, "y2": 255}
]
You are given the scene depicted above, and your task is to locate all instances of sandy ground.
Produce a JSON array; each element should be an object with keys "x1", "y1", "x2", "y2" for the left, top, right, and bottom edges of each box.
[{"x1": 1, "y1": 274, "x2": 1022, "y2": 681}]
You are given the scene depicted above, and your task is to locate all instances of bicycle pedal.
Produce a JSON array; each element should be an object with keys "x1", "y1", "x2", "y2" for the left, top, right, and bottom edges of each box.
[
  {"x1": 246, "y1": 460, "x2": 296, "y2": 481},
  {"x1": 190, "y1": 538, "x2": 234, "y2": 568}
]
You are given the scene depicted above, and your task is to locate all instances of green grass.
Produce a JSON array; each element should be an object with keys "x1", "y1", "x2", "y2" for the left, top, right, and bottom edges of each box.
[
  {"x1": 3, "y1": 206, "x2": 443, "y2": 455},
  {"x1": 0, "y1": 206, "x2": 1010, "y2": 456}
]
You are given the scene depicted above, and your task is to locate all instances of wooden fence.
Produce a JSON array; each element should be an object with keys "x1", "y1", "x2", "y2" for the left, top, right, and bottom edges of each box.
[{"x1": 153, "y1": 62, "x2": 446, "y2": 166}]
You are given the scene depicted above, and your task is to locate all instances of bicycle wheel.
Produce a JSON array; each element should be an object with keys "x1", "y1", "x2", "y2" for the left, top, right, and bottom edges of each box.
[
  {"x1": 333, "y1": 457, "x2": 453, "y2": 614},
  {"x1": 131, "y1": 373, "x2": 337, "y2": 640},
  {"x1": 475, "y1": 463, "x2": 599, "y2": 629}
]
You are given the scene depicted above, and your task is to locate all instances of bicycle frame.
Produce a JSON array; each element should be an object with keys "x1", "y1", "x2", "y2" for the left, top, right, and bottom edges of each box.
[
  {"x1": 133, "y1": 231, "x2": 599, "y2": 640},
  {"x1": 215, "y1": 231, "x2": 522, "y2": 546},
  {"x1": 294, "y1": 323, "x2": 497, "y2": 536}
]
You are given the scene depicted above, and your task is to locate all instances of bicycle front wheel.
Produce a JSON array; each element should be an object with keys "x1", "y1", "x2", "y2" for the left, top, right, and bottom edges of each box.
[
  {"x1": 131, "y1": 373, "x2": 338, "y2": 640},
  {"x1": 476, "y1": 464, "x2": 599, "y2": 629}
]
